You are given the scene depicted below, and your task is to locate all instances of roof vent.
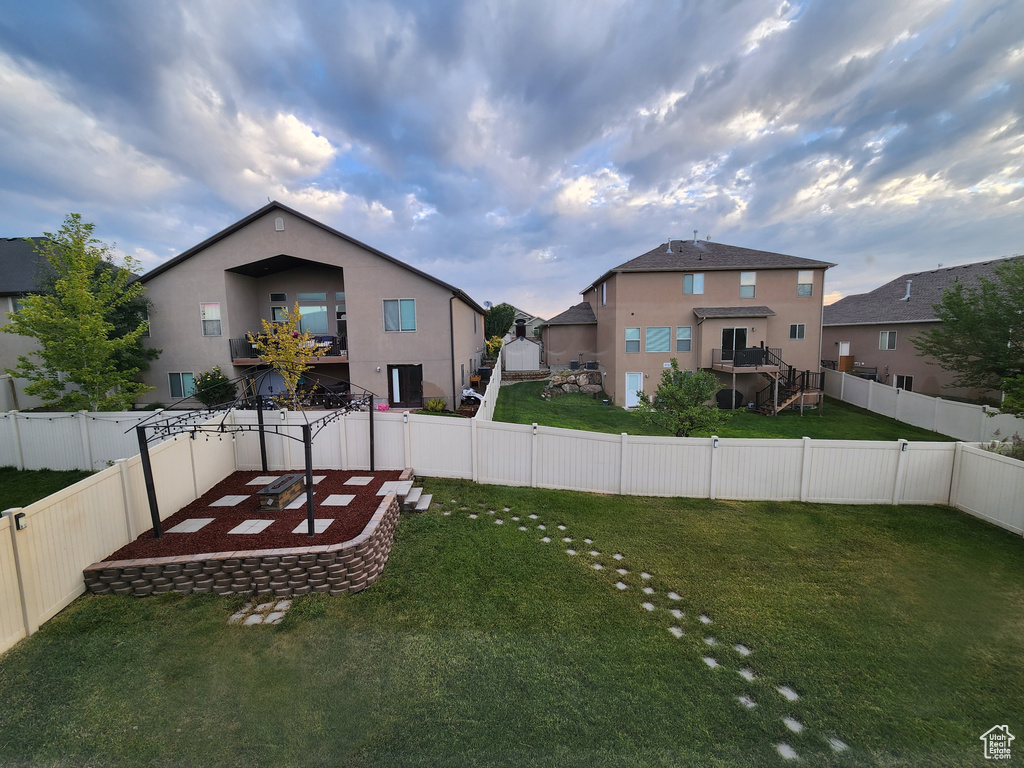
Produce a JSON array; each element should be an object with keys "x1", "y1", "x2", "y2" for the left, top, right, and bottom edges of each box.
[
  {"x1": 665, "y1": 239, "x2": 673, "y2": 254},
  {"x1": 693, "y1": 229, "x2": 698, "y2": 244},
  {"x1": 899, "y1": 279, "x2": 912, "y2": 301},
  {"x1": 275, "y1": 217, "x2": 284, "y2": 232}
]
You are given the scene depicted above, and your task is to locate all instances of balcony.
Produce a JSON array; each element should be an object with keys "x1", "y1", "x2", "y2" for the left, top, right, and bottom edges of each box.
[
  {"x1": 710, "y1": 347, "x2": 782, "y2": 372},
  {"x1": 230, "y1": 335, "x2": 348, "y2": 366}
]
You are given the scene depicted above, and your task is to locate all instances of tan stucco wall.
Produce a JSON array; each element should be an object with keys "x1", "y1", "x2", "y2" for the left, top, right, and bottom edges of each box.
[
  {"x1": 141, "y1": 209, "x2": 483, "y2": 408},
  {"x1": 588, "y1": 267, "x2": 827, "y2": 406},
  {"x1": 541, "y1": 323, "x2": 597, "y2": 367},
  {"x1": 0, "y1": 296, "x2": 46, "y2": 410}
]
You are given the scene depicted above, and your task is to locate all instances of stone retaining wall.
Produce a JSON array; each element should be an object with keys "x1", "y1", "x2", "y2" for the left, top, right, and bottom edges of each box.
[{"x1": 84, "y1": 488, "x2": 403, "y2": 599}]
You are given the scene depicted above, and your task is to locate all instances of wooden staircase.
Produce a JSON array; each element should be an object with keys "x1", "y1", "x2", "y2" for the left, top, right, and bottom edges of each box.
[{"x1": 753, "y1": 353, "x2": 823, "y2": 416}]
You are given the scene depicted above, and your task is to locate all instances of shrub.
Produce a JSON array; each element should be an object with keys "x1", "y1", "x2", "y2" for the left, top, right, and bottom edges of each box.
[
  {"x1": 486, "y1": 336, "x2": 503, "y2": 359},
  {"x1": 982, "y1": 431, "x2": 1024, "y2": 462},
  {"x1": 425, "y1": 398, "x2": 447, "y2": 413},
  {"x1": 193, "y1": 366, "x2": 237, "y2": 407}
]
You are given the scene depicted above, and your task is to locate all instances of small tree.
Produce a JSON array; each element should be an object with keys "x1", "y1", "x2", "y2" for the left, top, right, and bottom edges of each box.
[
  {"x1": 2, "y1": 214, "x2": 153, "y2": 411},
  {"x1": 485, "y1": 302, "x2": 516, "y2": 338},
  {"x1": 913, "y1": 257, "x2": 1024, "y2": 411},
  {"x1": 632, "y1": 359, "x2": 730, "y2": 437},
  {"x1": 193, "y1": 366, "x2": 238, "y2": 407},
  {"x1": 485, "y1": 335, "x2": 503, "y2": 359},
  {"x1": 247, "y1": 303, "x2": 314, "y2": 408}
]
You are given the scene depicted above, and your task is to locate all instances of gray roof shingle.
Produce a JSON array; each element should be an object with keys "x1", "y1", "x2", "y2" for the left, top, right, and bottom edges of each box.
[
  {"x1": 692, "y1": 306, "x2": 776, "y2": 319},
  {"x1": 823, "y1": 256, "x2": 1022, "y2": 326},
  {"x1": 543, "y1": 301, "x2": 597, "y2": 325},
  {"x1": 0, "y1": 237, "x2": 50, "y2": 296},
  {"x1": 583, "y1": 240, "x2": 834, "y2": 292}
]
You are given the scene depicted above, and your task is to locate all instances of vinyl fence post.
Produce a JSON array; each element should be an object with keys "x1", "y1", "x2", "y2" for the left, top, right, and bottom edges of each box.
[
  {"x1": 8, "y1": 411, "x2": 25, "y2": 471},
  {"x1": 2, "y1": 507, "x2": 35, "y2": 637},
  {"x1": 114, "y1": 458, "x2": 137, "y2": 541},
  {"x1": 892, "y1": 440, "x2": 909, "y2": 505},
  {"x1": 471, "y1": 417, "x2": 479, "y2": 483},
  {"x1": 948, "y1": 442, "x2": 964, "y2": 508},
  {"x1": 403, "y1": 411, "x2": 413, "y2": 470},
  {"x1": 619, "y1": 433, "x2": 628, "y2": 495},
  {"x1": 77, "y1": 411, "x2": 94, "y2": 471},
  {"x1": 800, "y1": 436, "x2": 812, "y2": 502},
  {"x1": 709, "y1": 436, "x2": 719, "y2": 500},
  {"x1": 933, "y1": 396, "x2": 942, "y2": 434},
  {"x1": 188, "y1": 432, "x2": 201, "y2": 501},
  {"x1": 531, "y1": 423, "x2": 538, "y2": 489},
  {"x1": 839, "y1": 372, "x2": 845, "y2": 402}
]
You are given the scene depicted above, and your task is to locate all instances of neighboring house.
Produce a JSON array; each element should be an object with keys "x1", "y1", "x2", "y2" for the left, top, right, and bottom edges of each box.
[
  {"x1": 822, "y1": 256, "x2": 1020, "y2": 401},
  {"x1": 505, "y1": 307, "x2": 546, "y2": 339},
  {"x1": 542, "y1": 239, "x2": 834, "y2": 409},
  {"x1": 0, "y1": 237, "x2": 50, "y2": 410},
  {"x1": 137, "y1": 201, "x2": 486, "y2": 410}
]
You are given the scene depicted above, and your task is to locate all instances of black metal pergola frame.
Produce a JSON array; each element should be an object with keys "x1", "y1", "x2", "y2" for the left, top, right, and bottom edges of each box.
[{"x1": 130, "y1": 366, "x2": 377, "y2": 540}]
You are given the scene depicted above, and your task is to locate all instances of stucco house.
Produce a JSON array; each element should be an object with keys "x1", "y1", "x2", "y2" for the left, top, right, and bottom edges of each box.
[
  {"x1": 542, "y1": 238, "x2": 834, "y2": 410},
  {"x1": 136, "y1": 202, "x2": 486, "y2": 410},
  {"x1": 0, "y1": 237, "x2": 50, "y2": 410},
  {"x1": 822, "y1": 256, "x2": 1020, "y2": 401}
]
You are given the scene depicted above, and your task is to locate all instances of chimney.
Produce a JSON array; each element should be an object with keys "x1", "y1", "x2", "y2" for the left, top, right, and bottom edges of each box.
[{"x1": 899, "y1": 280, "x2": 912, "y2": 301}]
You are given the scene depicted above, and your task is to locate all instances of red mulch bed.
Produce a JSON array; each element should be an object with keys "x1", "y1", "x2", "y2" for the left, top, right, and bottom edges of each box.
[{"x1": 109, "y1": 470, "x2": 402, "y2": 560}]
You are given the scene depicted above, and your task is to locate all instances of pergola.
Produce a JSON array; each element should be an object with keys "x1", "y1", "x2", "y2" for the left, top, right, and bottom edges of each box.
[{"x1": 131, "y1": 367, "x2": 377, "y2": 540}]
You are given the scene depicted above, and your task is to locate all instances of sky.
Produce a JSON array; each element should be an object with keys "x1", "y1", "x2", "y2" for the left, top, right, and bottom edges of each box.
[{"x1": 1, "y1": 0, "x2": 1022, "y2": 319}]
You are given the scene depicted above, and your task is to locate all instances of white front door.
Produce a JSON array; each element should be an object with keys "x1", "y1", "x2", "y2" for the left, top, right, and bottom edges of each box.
[
  {"x1": 625, "y1": 372, "x2": 643, "y2": 408},
  {"x1": 838, "y1": 341, "x2": 850, "y2": 357}
]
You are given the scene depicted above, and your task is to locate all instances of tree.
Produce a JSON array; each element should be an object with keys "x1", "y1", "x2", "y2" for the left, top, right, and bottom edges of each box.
[
  {"x1": 247, "y1": 303, "x2": 315, "y2": 408},
  {"x1": 2, "y1": 214, "x2": 153, "y2": 411},
  {"x1": 485, "y1": 302, "x2": 516, "y2": 338},
  {"x1": 632, "y1": 359, "x2": 731, "y2": 437},
  {"x1": 193, "y1": 366, "x2": 238, "y2": 407},
  {"x1": 912, "y1": 257, "x2": 1024, "y2": 413}
]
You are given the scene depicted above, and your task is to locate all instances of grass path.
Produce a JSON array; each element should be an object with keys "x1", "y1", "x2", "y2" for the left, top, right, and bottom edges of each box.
[{"x1": 1, "y1": 480, "x2": 1020, "y2": 766}]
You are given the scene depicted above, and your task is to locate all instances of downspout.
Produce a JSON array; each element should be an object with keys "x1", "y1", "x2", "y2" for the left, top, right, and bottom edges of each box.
[{"x1": 450, "y1": 293, "x2": 458, "y2": 411}]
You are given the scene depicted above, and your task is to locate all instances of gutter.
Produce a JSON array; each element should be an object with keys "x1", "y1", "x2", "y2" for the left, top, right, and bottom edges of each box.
[{"x1": 450, "y1": 293, "x2": 457, "y2": 410}]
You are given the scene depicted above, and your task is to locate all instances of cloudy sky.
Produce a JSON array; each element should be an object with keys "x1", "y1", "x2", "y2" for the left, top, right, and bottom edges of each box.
[{"x1": 1, "y1": 0, "x2": 1022, "y2": 317}]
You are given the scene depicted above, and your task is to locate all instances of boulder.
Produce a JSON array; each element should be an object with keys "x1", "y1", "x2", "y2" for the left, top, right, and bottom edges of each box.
[
  {"x1": 563, "y1": 384, "x2": 580, "y2": 393},
  {"x1": 580, "y1": 384, "x2": 603, "y2": 394}
]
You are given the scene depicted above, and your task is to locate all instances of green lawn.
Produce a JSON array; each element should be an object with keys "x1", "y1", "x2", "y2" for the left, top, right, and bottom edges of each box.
[
  {"x1": 1, "y1": 479, "x2": 1020, "y2": 766},
  {"x1": 493, "y1": 380, "x2": 955, "y2": 441},
  {"x1": 0, "y1": 466, "x2": 93, "y2": 510}
]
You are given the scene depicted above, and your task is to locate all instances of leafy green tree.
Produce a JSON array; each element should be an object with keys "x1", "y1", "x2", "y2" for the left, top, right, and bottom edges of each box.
[
  {"x1": 193, "y1": 366, "x2": 238, "y2": 407},
  {"x1": 913, "y1": 257, "x2": 1024, "y2": 413},
  {"x1": 247, "y1": 303, "x2": 314, "y2": 408},
  {"x1": 485, "y1": 302, "x2": 516, "y2": 338},
  {"x1": 632, "y1": 359, "x2": 730, "y2": 437},
  {"x1": 2, "y1": 214, "x2": 153, "y2": 411}
]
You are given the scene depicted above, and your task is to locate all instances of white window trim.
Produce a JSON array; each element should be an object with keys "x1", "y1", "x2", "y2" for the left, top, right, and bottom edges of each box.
[
  {"x1": 645, "y1": 326, "x2": 671, "y2": 354},
  {"x1": 675, "y1": 326, "x2": 692, "y2": 353},
  {"x1": 789, "y1": 323, "x2": 805, "y2": 340},
  {"x1": 683, "y1": 273, "x2": 704, "y2": 295},
  {"x1": 880, "y1": 331, "x2": 897, "y2": 350},
  {"x1": 740, "y1": 272, "x2": 756, "y2": 299},
  {"x1": 383, "y1": 298, "x2": 417, "y2": 333},
  {"x1": 169, "y1": 372, "x2": 195, "y2": 399},
  {"x1": 625, "y1": 327, "x2": 640, "y2": 353},
  {"x1": 200, "y1": 302, "x2": 221, "y2": 337}
]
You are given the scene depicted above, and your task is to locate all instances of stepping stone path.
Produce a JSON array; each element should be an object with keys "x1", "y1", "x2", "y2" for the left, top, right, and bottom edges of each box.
[
  {"x1": 439, "y1": 495, "x2": 848, "y2": 761},
  {"x1": 229, "y1": 599, "x2": 292, "y2": 626}
]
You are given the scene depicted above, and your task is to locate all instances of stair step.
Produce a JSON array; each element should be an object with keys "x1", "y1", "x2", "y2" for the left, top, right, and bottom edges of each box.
[
  {"x1": 403, "y1": 487, "x2": 422, "y2": 508},
  {"x1": 413, "y1": 493, "x2": 432, "y2": 512},
  {"x1": 395, "y1": 480, "x2": 414, "y2": 499}
]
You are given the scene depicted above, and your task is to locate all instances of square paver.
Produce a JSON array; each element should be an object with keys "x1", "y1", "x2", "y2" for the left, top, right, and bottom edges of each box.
[
  {"x1": 211, "y1": 495, "x2": 250, "y2": 507},
  {"x1": 246, "y1": 476, "x2": 281, "y2": 485},
  {"x1": 344, "y1": 476, "x2": 374, "y2": 486},
  {"x1": 167, "y1": 518, "x2": 215, "y2": 533},
  {"x1": 322, "y1": 494, "x2": 356, "y2": 506},
  {"x1": 284, "y1": 495, "x2": 313, "y2": 510},
  {"x1": 312, "y1": 476, "x2": 326, "y2": 484},
  {"x1": 228, "y1": 519, "x2": 275, "y2": 534},
  {"x1": 377, "y1": 480, "x2": 412, "y2": 496},
  {"x1": 292, "y1": 519, "x2": 334, "y2": 534}
]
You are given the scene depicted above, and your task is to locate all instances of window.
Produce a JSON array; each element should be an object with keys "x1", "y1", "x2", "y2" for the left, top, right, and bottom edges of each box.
[
  {"x1": 740, "y1": 272, "x2": 756, "y2": 298},
  {"x1": 140, "y1": 310, "x2": 150, "y2": 337},
  {"x1": 645, "y1": 326, "x2": 671, "y2": 353},
  {"x1": 676, "y1": 326, "x2": 692, "y2": 352},
  {"x1": 880, "y1": 331, "x2": 897, "y2": 350},
  {"x1": 270, "y1": 292, "x2": 287, "y2": 303},
  {"x1": 200, "y1": 303, "x2": 221, "y2": 336},
  {"x1": 10, "y1": 296, "x2": 24, "y2": 313},
  {"x1": 683, "y1": 273, "x2": 704, "y2": 295},
  {"x1": 895, "y1": 374, "x2": 914, "y2": 391},
  {"x1": 625, "y1": 327, "x2": 640, "y2": 353},
  {"x1": 272, "y1": 306, "x2": 288, "y2": 322},
  {"x1": 384, "y1": 299, "x2": 416, "y2": 332},
  {"x1": 789, "y1": 323, "x2": 805, "y2": 340},
  {"x1": 601, "y1": 282, "x2": 607, "y2": 306},
  {"x1": 168, "y1": 372, "x2": 195, "y2": 399},
  {"x1": 297, "y1": 292, "x2": 326, "y2": 301},
  {"x1": 335, "y1": 291, "x2": 345, "y2": 301},
  {"x1": 797, "y1": 270, "x2": 813, "y2": 297},
  {"x1": 298, "y1": 305, "x2": 328, "y2": 334}
]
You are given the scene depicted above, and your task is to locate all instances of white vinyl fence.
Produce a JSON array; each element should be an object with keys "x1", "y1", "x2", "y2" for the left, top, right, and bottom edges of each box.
[
  {"x1": 0, "y1": 410, "x2": 162, "y2": 471},
  {"x1": 0, "y1": 422, "x2": 234, "y2": 655},
  {"x1": 825, "y1": 370, "x2": 1024, "y2": 442},
  {"x1": 474, "y1": 360, "x2": 503, "y2": 422},
  {"x1": 2, "y1": 406, "x2": 1022, "y2": 657}
]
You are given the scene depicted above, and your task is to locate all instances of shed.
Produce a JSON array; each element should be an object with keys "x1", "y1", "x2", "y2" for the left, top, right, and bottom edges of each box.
[{"x1": 502, "y1": 336, "x2": 542, "y2": 371}]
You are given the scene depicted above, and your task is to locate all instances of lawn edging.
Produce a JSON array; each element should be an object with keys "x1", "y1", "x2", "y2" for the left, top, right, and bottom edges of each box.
[{"x1": 82, "y1": 471, "x2": 412, "y2": 599}]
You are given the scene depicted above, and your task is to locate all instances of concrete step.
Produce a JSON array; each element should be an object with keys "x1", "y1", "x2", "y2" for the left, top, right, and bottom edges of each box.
[
  {"x1": 395, "y1": 480, "x2": 414, "y2": 500},
  {"x1": 413, "y1": 493, "x2": 432, "y2": 512},
  {"x1": 403, "y1": 486, "x2": 422, "y2": 509}
]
